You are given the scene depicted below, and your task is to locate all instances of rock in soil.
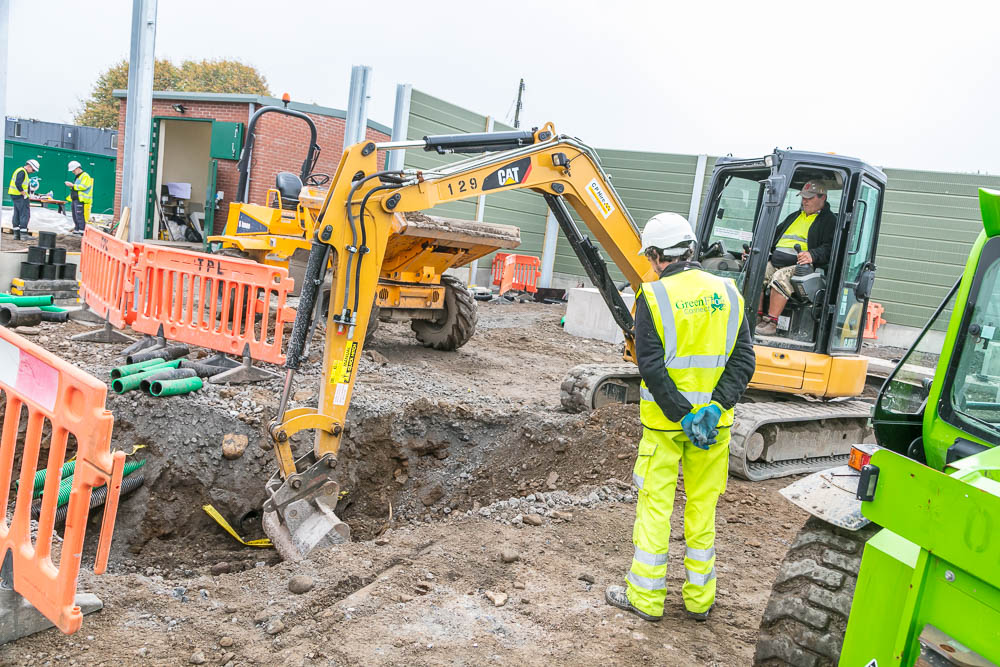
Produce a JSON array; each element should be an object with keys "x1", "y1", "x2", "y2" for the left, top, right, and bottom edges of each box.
[
  {"x1": 522, "y1": 514, "x2": 544, "y2": 526},
  {"x1": 485, "y1": 590, "x2": 508, "y2": 607},
  {"x1": 210, "y1": 561, "x2": 231, "y2": 575},
  {"x1": 189, "y1": 650, "x2": 206, "y2": 664},
  {"x1": 288, "y1": 574, "x2": 315, "y2": 594},
  {"x1": 578, "y1": 573, "x2": 596, "y2": 584},
  {"x1": 500, "y1": 547, "x2": 520, "y2": 563},
  {"x1": 417, "y1": 481, "x2": 445, "y2": 506},
  {"x1": 219, "y1": 636, "x2": 234, "y2": 648},
  {"x1": 265, "y1": 619, "x2": 285, "y2": 635},
  {"x1": 221, "y1": 433, "x2": 249, "y2": 460}
]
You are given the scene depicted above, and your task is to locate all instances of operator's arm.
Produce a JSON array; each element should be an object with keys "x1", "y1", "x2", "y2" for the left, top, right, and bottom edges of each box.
[
  {"x1": 808, "y1": 209, "x2": 836, "y2": 266},
  {"x1": 710, "y1": 317, "x2": 755, "y2": 410},
  {"x1": 635, "y1": 291, "x2": 694, "y2": 423}
]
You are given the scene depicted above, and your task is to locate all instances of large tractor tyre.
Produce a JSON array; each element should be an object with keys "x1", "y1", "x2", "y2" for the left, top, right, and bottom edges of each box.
[
  {"x1": 364, "y1": 304, "x2": 380, "y2": 346},
  {"x1": 753, "y1": 516, "x2": 879, "y2": 666},
  {"x1": 411, "y1": 275, "x2": 477, "y2": 351}
]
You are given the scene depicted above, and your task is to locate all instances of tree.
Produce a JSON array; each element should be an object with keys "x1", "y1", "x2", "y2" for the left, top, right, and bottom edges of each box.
[{"x1": 75, "y1": 59, "x2": 271, "y2": 129}]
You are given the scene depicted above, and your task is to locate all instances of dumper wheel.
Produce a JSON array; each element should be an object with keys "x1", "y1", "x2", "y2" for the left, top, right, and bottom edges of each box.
[
  {"x1": 411, "y1": 275, "x2": 477, "y2": 351},
  {"x1": 753, "y1": 516, "x2": 879, "y2": 666}
]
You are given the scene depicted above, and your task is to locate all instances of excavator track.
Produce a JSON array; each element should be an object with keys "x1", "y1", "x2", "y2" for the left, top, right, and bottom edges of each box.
[{"x1": 561, "y1": 364, "x2": 873, "y2": 481}]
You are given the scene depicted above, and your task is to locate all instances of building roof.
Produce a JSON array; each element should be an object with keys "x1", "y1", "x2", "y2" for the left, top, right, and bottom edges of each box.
[{"x1": 111, "y1": 90, "x2": 392, "y2": 135}]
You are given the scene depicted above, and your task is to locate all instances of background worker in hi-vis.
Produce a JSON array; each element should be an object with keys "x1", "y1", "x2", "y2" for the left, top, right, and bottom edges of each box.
[{"x1": 605, "y1": 212, "x2": 755, "y2": 622}]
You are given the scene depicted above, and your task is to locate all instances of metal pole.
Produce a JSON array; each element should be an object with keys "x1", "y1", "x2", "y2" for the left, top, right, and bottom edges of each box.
[
  {"x1": 123, "y1": 0, "x2": 158, "y2": 243},
  {"x1": 469, "y1": 115, "x2": 494, "y2": 286},
  {"x1": 513, "y1": 78, "x2": 525, "y2": 129},
  {"x1": 385, "y1": 83, "x2": 412, "y2": 172},
  {"x1": 343, "y1": 65, "x2": 372, "y2": 152},
  {"x1": 687, "y1": 154, "x2": 708, "y2": 230},
  {"x1": 0, "y1": 0, "x2": 9, "y2": 246},
  {"x1": 539, "y1": 209, "x2": 559, "y2": 289}
]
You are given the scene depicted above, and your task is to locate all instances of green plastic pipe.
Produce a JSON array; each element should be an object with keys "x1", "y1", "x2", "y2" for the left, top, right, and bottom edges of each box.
[
  {"x1": 16, "y1": 459, "x2": 76, "y2": 496},
  {"x1": 110, "y1": 357, "x2": 174, "y2": 379},
  {"x1": 51, "y1": 459, "x2": 146, "y2": 508},
  {"x1": 150, "y1": 376, "x2": 204, "y2": 397},
  {"x1": 0, "y1": 294, "x2": 53, "y2": 307},
  {"x1": 39, "y1": 305, "x2": 67, "y2": 313},
  {"x1": 111, "y1": 363, "x2": 181, "y2": 393}
]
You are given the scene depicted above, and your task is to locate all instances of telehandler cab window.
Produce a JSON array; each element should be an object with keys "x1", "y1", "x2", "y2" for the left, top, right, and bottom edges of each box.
[{"x1": 947, "y1": 246, "x2": 1000, "y2": 431}]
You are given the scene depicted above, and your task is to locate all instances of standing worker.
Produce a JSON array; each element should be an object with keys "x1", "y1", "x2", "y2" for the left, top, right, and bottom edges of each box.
[
  {"x1": 605, "y1": 212, "x2": 755, "y2": 623},
  {"x1": 65, "y1": 160, "x2": 93, "y2": 235},
  {"x1": 7, "y1": 158, "x2": 40, "y2": 240}
]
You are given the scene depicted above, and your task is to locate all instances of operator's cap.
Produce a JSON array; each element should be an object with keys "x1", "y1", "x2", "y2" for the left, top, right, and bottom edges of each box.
[{"x1": 799, "y1": 180, "x2": 827, "y2": 199}]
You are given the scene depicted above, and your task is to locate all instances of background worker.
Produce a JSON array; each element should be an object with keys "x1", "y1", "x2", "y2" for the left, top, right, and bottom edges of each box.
[
  {"x1": 65, "y1": 160, "x2": 94, "y2": 235},
  {"x1": 7, "y1": 158, "x2": 40, "y2": 240},
  {"x1": 605, "y1": 212, "x2": 755, "y2": 623},
  {"x1": 755, "y1": 180, "x2": 836, "y2": 335}
]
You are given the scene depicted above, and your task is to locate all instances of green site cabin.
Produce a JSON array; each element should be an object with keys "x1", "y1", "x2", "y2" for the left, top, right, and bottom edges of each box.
[{"x1": 837, "y1": 188, "x2": 1000, "y2": 664}]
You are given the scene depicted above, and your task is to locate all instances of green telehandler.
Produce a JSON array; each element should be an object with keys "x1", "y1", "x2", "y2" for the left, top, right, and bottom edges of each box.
[{"x1": 754, "y1": 188, "x2": 1000, "y2": 665}]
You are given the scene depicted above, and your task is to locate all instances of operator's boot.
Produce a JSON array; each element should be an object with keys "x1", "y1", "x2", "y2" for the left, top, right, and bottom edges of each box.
[
  {"x1": 605, "y1": 585, "x2": 662, "y2": 622},
  {"x1": 755, "y1": 316, "x2": 777, "y2": 336},
  {"x1": 686, "y1": 606, "x2": 712, "y2": 622},
  {"x1": 13, "y1": 228, "x2": 21, "y2": 241}
]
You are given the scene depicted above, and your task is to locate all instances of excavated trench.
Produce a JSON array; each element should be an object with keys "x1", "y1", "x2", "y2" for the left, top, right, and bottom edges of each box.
[{"x1": 69, "y1": 392, "x2": 642, "y2": 573}]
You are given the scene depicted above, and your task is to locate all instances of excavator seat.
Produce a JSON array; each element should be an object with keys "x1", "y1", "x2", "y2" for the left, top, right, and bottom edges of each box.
[{"x1": 274, "y1": 172, "x2": 303, "y2": 210}]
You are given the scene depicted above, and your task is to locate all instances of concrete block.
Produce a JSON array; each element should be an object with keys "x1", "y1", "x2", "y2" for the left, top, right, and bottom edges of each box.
[
  {"x1": 0, "y1": 588, "x2": 102, "y2": 645},
  {"x1": 564, "y1": 287, "x2": 634, "y2": 345}
]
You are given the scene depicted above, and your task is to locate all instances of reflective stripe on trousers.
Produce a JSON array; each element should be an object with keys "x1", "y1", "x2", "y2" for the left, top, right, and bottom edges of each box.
[{"x1": 625, "y1": 427, "x2": 729, "y2": 617}]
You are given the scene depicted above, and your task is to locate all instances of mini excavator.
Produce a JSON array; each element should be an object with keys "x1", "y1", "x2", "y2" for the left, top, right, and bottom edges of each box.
[{"x1": 263, "y1": 124, "x2": 887, "y2": 559}]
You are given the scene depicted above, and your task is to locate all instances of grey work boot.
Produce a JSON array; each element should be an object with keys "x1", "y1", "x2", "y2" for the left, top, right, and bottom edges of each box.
[
  {"x1": 605, "y1": 585, "x2": 662, "y2": 622},
  {"x1": 686, "y1": 605, "x2": 712, "y2": 622},
  {"x1": 755, "y1": 317, "x2": 777, "y2": 336},
  {"x1": 13, "y1": 228, "x2": 21, "y2": 241}
]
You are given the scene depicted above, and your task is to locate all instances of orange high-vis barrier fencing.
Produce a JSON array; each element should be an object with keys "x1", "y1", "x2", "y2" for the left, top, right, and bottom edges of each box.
[
  {"x1": 0, "y1": 326, "x2": 125, "y2": 634},
  {"x1": 498, "y1": 254, "x2": 541, "y2": 295},
  {"x1": 490, "y1": 252, "x2": 512, "y2": 286},
  {"x1": 131, "y1": 244, "x2": 296, "y2": 364},
  {"x1": 863, "y1": 301, "x2": 887, "y2": 340},
  {"x1": 78, "y1": 227, "x2": 137, "y2": 328}
]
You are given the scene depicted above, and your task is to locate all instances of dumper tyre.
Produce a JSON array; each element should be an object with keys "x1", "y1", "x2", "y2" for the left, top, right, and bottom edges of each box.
[
  {"x1": 411, "y1": 275, "x2": 477, "y2": 351},
  {"x1": 753, "y1": 516, "x2": 879, "y2": 666}
]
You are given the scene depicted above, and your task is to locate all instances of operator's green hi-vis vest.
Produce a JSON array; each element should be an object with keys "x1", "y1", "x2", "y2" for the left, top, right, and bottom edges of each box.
[
  {"x1": 638, "y1": 269, "x2": 744, "y2": 430},
  {"x1": 7, "y1": 166, "x2": 29, "y2": 197},
  {"x1": 775, "y1": 211, "x2": 817, "y2": 250}
]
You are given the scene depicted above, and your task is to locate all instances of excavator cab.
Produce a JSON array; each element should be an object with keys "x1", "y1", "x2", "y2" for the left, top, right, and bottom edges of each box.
[{"x1": 696, "y1": 150, "x2": 886, "y2": 361}]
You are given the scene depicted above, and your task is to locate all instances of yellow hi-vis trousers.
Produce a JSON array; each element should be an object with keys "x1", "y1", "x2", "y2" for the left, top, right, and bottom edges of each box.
[{"x1": 625, "y1": 427, "x2": 729, "y2": 616}]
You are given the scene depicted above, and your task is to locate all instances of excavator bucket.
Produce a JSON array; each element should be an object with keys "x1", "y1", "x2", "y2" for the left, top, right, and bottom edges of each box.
[{"x1": 261, "y1": 454, "x2": 350, "y2": 561}]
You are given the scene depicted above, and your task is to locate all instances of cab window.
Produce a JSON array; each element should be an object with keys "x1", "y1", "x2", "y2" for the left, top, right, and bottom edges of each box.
[
  {"x1": 946, "y1": 243, "x2": 1000, "y2": 437},
  {"x1": 699, "y1": 168, "x2": 768, "y2": 286}
]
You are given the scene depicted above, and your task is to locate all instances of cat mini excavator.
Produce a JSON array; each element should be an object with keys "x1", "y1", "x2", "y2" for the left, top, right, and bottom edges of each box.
[{"x1": 264, "y1": 124, "x2": 887, "y2": 559}]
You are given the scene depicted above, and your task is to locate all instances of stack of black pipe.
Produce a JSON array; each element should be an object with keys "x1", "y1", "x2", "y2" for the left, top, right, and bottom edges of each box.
[{"x1": 20, "y1": 232, "x2": 71, "y2": 280}]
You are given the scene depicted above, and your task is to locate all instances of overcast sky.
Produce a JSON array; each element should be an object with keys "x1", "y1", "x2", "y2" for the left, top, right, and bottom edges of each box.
[{"x1": 5, "y1": 0, "x2": 1000, "y2": 174}]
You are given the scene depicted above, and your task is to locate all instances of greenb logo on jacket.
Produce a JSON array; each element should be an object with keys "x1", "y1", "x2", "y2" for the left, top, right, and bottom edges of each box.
[{"x1": 674, "y1": 293, "x2": 727, "y2": 316}]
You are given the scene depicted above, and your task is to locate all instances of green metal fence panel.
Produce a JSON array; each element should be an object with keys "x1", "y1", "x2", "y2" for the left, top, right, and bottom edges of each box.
[
  {"x1": 2, "y1": 140, "x2": 117, "y2": 216},
  {"x1": 872, "y1": 168, "x2": 1000, "y2": 329}
]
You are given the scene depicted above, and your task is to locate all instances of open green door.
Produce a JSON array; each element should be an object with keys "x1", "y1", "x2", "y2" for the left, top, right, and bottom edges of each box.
[
  {"x1": 144, "y1": 119, "x2": 161, "y2": 239},
  {"x1": 203, "y1": 158, "x2": 218, "y2": 251}
]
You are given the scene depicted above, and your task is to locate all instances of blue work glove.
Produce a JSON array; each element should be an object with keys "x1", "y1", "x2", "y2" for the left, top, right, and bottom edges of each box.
[
  {"x1": 680, "y1": 411, "x2": 700, "y2": 446},
  {"x1": 692, "y1": 403, "x2": 723, "y2": 449}
]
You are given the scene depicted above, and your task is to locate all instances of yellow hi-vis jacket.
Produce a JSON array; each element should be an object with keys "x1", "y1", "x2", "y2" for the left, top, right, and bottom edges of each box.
[
  {"x1": 7, "y1": 167, "x2": 29, "y2": 197},
  {"x1": 775, "y1": 211, "x2": 817, "y2": 251},
  {"x1": 66, "y1": 171, "x2": 94, "y2": 204},
  {"x1": 638, "y1": 269, "x2": 745, "y2": 430}
]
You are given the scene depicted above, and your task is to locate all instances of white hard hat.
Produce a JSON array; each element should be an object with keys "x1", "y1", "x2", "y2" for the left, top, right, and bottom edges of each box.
[
  {"x1": 638, "y1": 212, "x2": 696, "y2": 256},
  {"x1": 25, "y1": 159, "x2": 39, "y2": 171},
  {"x1": 67, "y1": 160, "x2": 81, "y2": 171}
]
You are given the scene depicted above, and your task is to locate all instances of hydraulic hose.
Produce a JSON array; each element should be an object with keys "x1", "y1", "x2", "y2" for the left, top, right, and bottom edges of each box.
[{"x1": 352, "y1": 184, "x2": 395, "y2": 324}]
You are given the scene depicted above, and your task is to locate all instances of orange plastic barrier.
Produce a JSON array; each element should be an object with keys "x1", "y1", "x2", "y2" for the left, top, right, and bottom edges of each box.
[
  {"x1": 498, "y1": 254, "x2": 541, "y2": 295},
  {"x1": 0, "y1": 326, "x2": 124, "y2": 634},
  {"x1": 130, "y1": 244, "x2": 296, "y2": 363},
  {"x1": 78, "y1": 227, "x2": 137, "y2": 327},
  {"x1": 863, "y1": 301, "x2": 887, "y2": 340},
  {"x1": 490, "y1": 252, "x2": 512, "y2": 286}
]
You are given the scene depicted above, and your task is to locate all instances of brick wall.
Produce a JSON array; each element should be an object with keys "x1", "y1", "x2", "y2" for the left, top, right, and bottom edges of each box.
[{"x1": 115, "y1": 96, "x2": 389, "y2": 236}]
